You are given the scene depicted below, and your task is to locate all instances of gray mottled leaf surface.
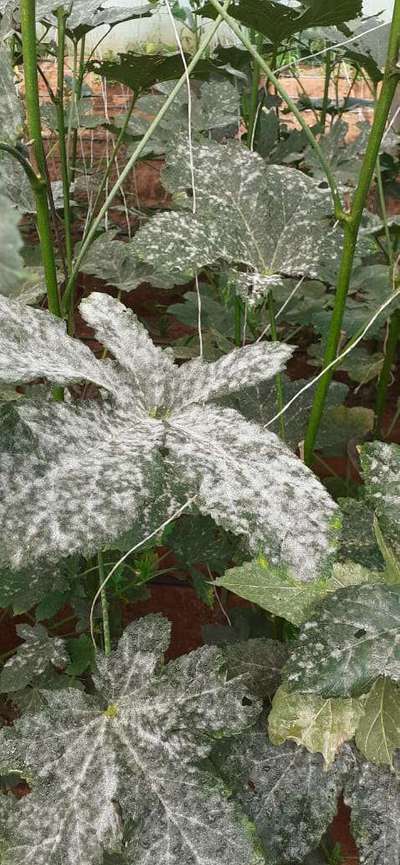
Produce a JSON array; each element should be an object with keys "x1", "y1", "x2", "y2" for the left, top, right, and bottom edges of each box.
[
  {"x1": 213, "y1": 731, "x2": 352, "y2": 864},
  {"x1": 284, "y1": 584, "x2": 400, "y2": 697},
  {"x1": 133, "y1": 139, "x2": 342, "y2": 287},
  {"x1": 0, "y1": 625, "x2": 68, "y2": 693},
  {"x1": 223, "y1": 638, "x2": 288, "y2": 700},
  {"x1": 361, "y1": 442, "x2": 400, "y2": 561},
  {"x1": 0, "y1": 292, "x2": 337, "y2": 576},
  {"x1": 0, "y1": 45, "x2": 23, "y2": 144},
  {"x1": 0, "y1": 562, "x2": 68, "y2": 613},
  {"x1": 0, "y1": 195, "x2": 24, "y2": 296},
  {"x1": 0, "y1": 615, "x2": 263, "y2": 865},
  {"x1": 345, "y1": 757, "x2": 400, "y2": 865}
]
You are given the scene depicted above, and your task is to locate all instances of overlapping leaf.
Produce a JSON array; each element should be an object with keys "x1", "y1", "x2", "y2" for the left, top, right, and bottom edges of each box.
[
  {"x1": 0, "y1": 615, "x2": 263, "y2": 865},
  {"x1": 284, "y1": 584, "x2": 400, "y2": 697},
  {"x1": 269, "y1": 684, "x2": 364, "y2": 767},
  {"x1": 0, "y1": 291, "x2": 338, "y2": 579},
  {"x1": 223, "y1": 638, "x2": 288, "y2": 700},
  {"x1": 213, "y1": 730, "x2": 352, "y2": 864},
  {"x1": 0, "y1": 562, "x2": 68, "y2": 614},
  {"x1": 133, "y1": 139, "x2": 342, "y2": 289},
  {"x1": 0, "y1": 194, "x2": 24, "y2": 295},
  {"x1": 0, "y1": 45, "x2": 23, "y2": 144},
  {"x1": 0, "y1": 625, "x2": 68, "y2": 693},
  {"x1": 345, "y1": 756, "x2": 400, "y2": 865},
  {"x1": 355, "y1": 678, "x2": 400, "y2": 768},
  {"x1": 361, "y1": 442, "x2": 400, "y2": 562}
]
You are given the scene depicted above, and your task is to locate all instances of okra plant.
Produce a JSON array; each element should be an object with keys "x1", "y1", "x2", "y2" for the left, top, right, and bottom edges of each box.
[{"x1": 1, "y1": 0, "x2": 400, "y2": 863}]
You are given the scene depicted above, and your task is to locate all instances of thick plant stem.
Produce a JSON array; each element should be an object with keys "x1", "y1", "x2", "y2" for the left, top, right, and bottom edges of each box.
[
  {"x1": 56, "y1": 7, "x2": 73, "y2": 273},
  {"x1": 375, "y1": 309, "x2": 400, "y2": 435},
  {"x1": 97, "y1": 551, "x2": 111, "y2": 656},
  {"x1": 206, "y1": 0, "x2": 344, "y2": 218},
  {"x1": 303, "y1": 0, "x2": 400, "y2": 465},
  {"x1": 20, "y1": 0, "x2": 61, "y2": 319},
  {"x1": 60, "y1": 2, "x2": 231, "y2": 316}
]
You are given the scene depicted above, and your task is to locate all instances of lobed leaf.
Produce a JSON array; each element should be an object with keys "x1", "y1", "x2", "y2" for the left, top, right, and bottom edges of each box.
[{"x1": 0, "y1": 625, "x2": 68, "y2": 693}]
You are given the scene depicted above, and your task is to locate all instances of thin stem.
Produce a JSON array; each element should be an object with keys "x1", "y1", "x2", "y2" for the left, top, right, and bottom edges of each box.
[
  {"x1": 85, "y1": 93, "x2": 136, "y2": 234},
  {"x1": 97, "y1": 551, "x2": 111, "y2": 656},
  {"x1": 56, "y1": 7, "x2": 73, "y2": 273},
  {"x1": 320, "y1": 50, "x2": 332, "y2": 128},
  {"x1": 268, "y1": 292, "x2": 286, "y2": 441},
  {"x1": 247, "y1": 31, "x2": 264, "y2": 145},
  {"x1": 20, "y1": 0, "x2": 61, "y2": 320},
  {"x1": 206, "y1": 0, "x2": 344, "y2": 219},
  {"x1": 69, "y1": 35, "x2": 86, "y2": 185},
  {"x1": 234, "y1": 296, "x2": 242, "y2": 346},
  {"x1": 376, "y1": 153, "x2": 394, "y2": 265},
  {"x1": 375, "y1": 308, "x2": 400, "y2": 434},
  {"x1": 60, "y1": 3, "x2": 231, "y2": 317},
  {"x1": 303, "y1": 0, "x2": 400, "y2": 465}
]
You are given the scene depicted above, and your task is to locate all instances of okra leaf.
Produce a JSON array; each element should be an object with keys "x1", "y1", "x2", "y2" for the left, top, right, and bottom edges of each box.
[
  {"x1": 355, "y1": 678, "x2": 400, "y2": 768},
  {"x1": 269, "y1": 684, "x2": 364, "y2": 767},
  {"x1": 361, "y1": 442, "x2": 400, "y2": 562},
  {"x1": 0, "y1": 292, "x2": 338, "y2": 578},
  {"x1": 78, "y1": 230, "x2": 152, "y2": 293},
  {"x1": 0, "y1": 625, "x2": 68, "y2": 693},
  {"x1": 0, "y1": 44, "x2": 23, "y2": 144},
  {"x1": 223, "y1": 638, "x2": 289, "y2": 700},
  {"x1": 284, "y1": 584, "x2": 400, "y2": 697},
  {"x1": 213, "y1": 731, "x2": 352, "y2": 864},
  {"x1": 0, "y1": 615, "x2": 263, "y2": 865},
  {"x1": 133, "y1": 139, "x2": 342, "y2": 290},
  {"x1": 216, "y1": 558, "x2": 380, "y2": 626},
  {"x1": 344, "y1": 756, "x2": 400, "y2": 865},
  {"x1": 0, "y1": 195, "x2": 24, "y2": 295},
  {"x1": 0, "y1": 562, "x2": 70, "y2": 614}
]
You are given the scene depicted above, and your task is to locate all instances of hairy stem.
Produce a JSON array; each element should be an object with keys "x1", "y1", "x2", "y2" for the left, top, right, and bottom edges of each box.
[
  {"x1": 97, "y1": 551, "x2": 111, "y2": 656},
  {"x1": 20, "y1": 0, "x2": 61, "y2": 319},
  {"x1": 303, "y1": 0, "x2": 400, "y2": 465},
  {"x1": 56, "y1": 7, "x2": 73, "y2": 273},
  {"x1": 60, "y1": 2, "x2": 231, "y2": 316},
  {"x1": 206, "y1": 0, "x2": 344, "y2": 219}
]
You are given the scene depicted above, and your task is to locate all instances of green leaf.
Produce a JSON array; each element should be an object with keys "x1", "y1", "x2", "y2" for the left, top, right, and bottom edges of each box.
[
  {"x1": 66, "y1": 635, "x2": 95, "y2": 676},
  {"x1": 168, "y1": 513, "x2": 242, "y2": 572},
  {"x1": 345, "y1": 756, "x2": 400, "y2": 865},
  {"x1": 223, "y1": 639, "x2": 288, "y2": 700},
  {"x1": 216, "y1": 556, "x2": 378, "y2": 627},
  {"x1": 0, "y1": 625, "x2": 68, "y2": 693},
  {"x1": 361, "y1": 442, "x2": 400, "y2": 563},
  {"x1": 213, "y1": 730, "x2": 352, "y2": 864},
  {"x1": 200, "y1": 0, "x2": 362, "y2": 43},
  {"x1": 0, "y1": 615, "x2": 263, "y2": 865},
  {"x1": 338, "y1": 498, "x2": 385, "y2": 571},
  {"x1": 374, "y1": 516, "x2": 400, "y2": 583},
  {"x1": 35, "y1": 591, "x2": 67, "y2": 621},
  {"x1": 78, "y1": 230, "x2": 151, "y2": 292},
  {"x1": 133, "y1": 139, "x2": 342, "y2": 291},
  {"x1": 316, "y1": 406, "x2": 374, "y2": 457},
  {"x1": 11, "y1": 668, "x2": 84, "y2": 716},
  {"x1": 355, "y1": 677, "x2": 400, "y2": 768},
  {"x1": 284, "y1": 584, "x2": 400, "y2": 697},
  {"x1": 269, "y1": 684, "x2": 364, "y2": 767},
  {"x1": 0, "y1": 562, "x2": 70, "y2": 614},
  {"x1": 0, "y1": 292, "x2": 338, "y2": 582},
  {"x1": 88, "y1": 52, "x2": 217, "y2": 93}
]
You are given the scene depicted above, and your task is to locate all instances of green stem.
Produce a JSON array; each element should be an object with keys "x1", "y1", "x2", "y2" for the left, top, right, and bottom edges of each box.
[
  {"x1": 60, "y1": 2, "x2": 231, "y2": 317},
  {"x1": 69, "y1": 35, "x2": 86, "y2": 185},
  {"x1": 85, "y1": 93, "x2": 136, "y2": 234},
  {"x1": 234, "y1": 297, "x2": 242, "y2": 346},
  {"x1": 303, "y1": 0, "x2": 400, "y2": 465},
  {"x1": 320, "y1": 50, "x2": 332, "y2": 129},
  {"x1": 97, "y1": 551, "x2": 111, "y2": 656},
  {"x1": 268, "y1": 292, "x2": 286, "y2": 441},
  {"x1": 376, "y1": 152, "x2": 394, "y2": 265},
  {"x1": 375, "y1": 309, "x2": 400, "y2": 435},
  {"x1": 20, "y1": 0, "x2": 61, "y2": 320},
  {"x1": 247, "y1": 31, "x2": 264, "y2": 146},
  {"x1": 56, "y1": 7, "x2": 73, "y2": 273},
  {"x1": 206, "y1": 0, "x2": 344, "y2": 219}
]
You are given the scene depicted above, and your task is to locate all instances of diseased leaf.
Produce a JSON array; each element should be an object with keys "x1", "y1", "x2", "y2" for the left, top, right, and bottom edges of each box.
[
  {"x1": 167, "y1": 514, "x2": 243, "y2": 573},
  {"x1": 0, "y1": 194, "x2": 24, "y2": 296},
  {"x1": 88, "y1": 51, "x2": 217, "y2": 93},
  {"x1": 284, "y1": 584, "x2": 400, "y2": 697},
  {"x1": 0, "y1": 625, "x2": 68, "y2": 693},
  {"x1": 269, "y1": 684, "x2": 364, "y2": 767},
  {"x1": 0, "y1": 45, "x2": 23, "y2": 144},
  {"x1": 223, "y1": 639, "x2": 288, "y2": 700},
  {"x1": 361, "y1": 442, "x2": 400, "y2": 562},
  {"x1": 34, "y1": 0, "x2": 154, "y2": 33},
  {"x1": 317, "y1": 406, "x2": 374, "y2": 457},
  {"x1": 0, "y1": 562, "x2": 69, "y2": 614},
  {"x1": 79, "y1": 231, "x2": 151, "y2": 293},
  {"x1": 0, "y1": 292, "x2": 338, "y2": 578},
  {"x1": 11, "y1": 668, "x2": 83, "y2": 716},
  {"x1": 133, "y1": 139, "x2": 342, "y2": 288},
  {"x1": 213, "y1": 730, "x2": 352, "y2": 864},
  {"x1": 216, "y1": 558, "x2": 379, "y2": 627},
  {"x1": 355, "y1": 678, "x2": 400, "y2": 768},
  {"x1": 0, "y1": 615, "x2": 263, "y2": 865},
  {"x1": 345, "y1": 756, "x2": 400, "y2": 865},
  {"x1": 338, "y1": 498, "x2": 385, "y2": 571}
]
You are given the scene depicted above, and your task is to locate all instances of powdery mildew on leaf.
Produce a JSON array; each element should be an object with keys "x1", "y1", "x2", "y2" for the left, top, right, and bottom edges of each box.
[
  {"x1": 0, "y1": 44, "x2": 23, "y2": 144},
  {"x1": 269, "y1": 684, "x2": 364, "y2": 767},
  {"x1": 213, "y1": 731, "x2": 352, "y2": 864},
  {"x1": 284, "y1": 584, "x2": 400, "y2": 697},
  {"x1": 223, "y1": 638, "x2": 288, "y2": 700},
  {"x1": 361, "y1": 441, "x2": 400, "y2": 562},
  {"x1": 0, "y1": 562, "x2": 67, "y2": 613},
  {"x1": 345, "y1": 756, "x2": 400, "y2": 865},
  {"x1": 355, "y1": 677, "x2": 400, "y2": 768},
  {"x1": 0, "y1": 625, "x2": 68, "y2": 693},
  {"x1": 0, "y1": 195, "x2": 24, "y2": 296},
  {"x1": 133, "y1": 139, "x2": 342, "y2": 290},
  {"x1": 0, "y1": 292, "x2": 338, "y2": 578},
  {"x1": 0, "y1": 615, "x2": 263, "y2": 865}
]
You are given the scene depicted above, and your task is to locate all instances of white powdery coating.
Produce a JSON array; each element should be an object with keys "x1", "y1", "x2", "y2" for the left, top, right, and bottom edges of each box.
[
  {"x1": 361, "y1": 441, "x2": 400, "y2": 559},
  {"x1": 133, "y1": 138, "x2": 342, "y2": 284},
  {"x1": 0, "y1": 624, "x2": 68, "y2": 693},
  {"x1": 166, "y1": 404, "x2": 337, "y2": 582},
  {"x1": 0, "y1": 616, "x2": 262, "y2": 865}
]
